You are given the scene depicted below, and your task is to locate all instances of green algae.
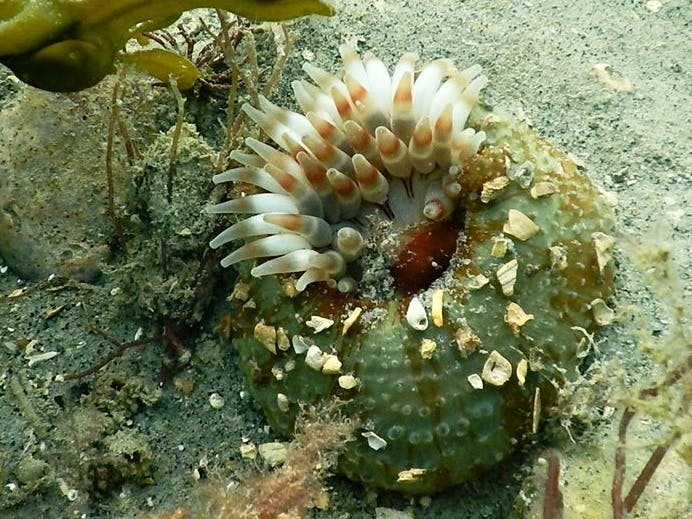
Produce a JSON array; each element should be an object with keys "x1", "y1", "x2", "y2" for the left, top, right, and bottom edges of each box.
[{"x1": 0, "y1": 0, "x2": 333, "y2": 91}]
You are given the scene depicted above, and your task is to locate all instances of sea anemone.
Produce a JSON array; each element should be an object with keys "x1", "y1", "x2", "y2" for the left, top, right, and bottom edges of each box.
[
  {"x1": 208, "y1": 45, "x2": 488, "y2": 293},
  {"x1": 210, "y1": 46, "x2": 616, "y2": 494}
]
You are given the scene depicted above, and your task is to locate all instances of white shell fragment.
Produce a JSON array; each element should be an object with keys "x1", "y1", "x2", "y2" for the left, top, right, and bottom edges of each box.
[
  {"x1": 362, "y1": 431, "x2": 388, "y2": 451},
  {"x1": 338, "y1": 374, "x2": 359, "y2": 390},
  {"x1": 305, "y1": 345, "x2": 326, "y2": 371},
  {"x1": 530, "y1": 181, "x2": 557, "y2": 199},
  {"x1": 505, "y1": 302, "x2": 534, "y2": 335},
  {"x1": 480, "y1": 176, "x2": 510, "y2": 203},
  {"x1": 321, "y1": 354, "x2": 343, "y2": 374},
  {"x1": 481, "y1": 350, "x2": 513, "y2": 386},
  {"x1": 491, "y1": 236, "x2": 511, "y2": 258},
  {"x1": 397, "y1": 468, "x2": 427, "y2": 482},
  {"x1": 253, "y1": 321, "x2": 277, "y2": 354},
  {"x1": 431, "y1": 289, "x2": 445, "y2": 327},
  {"x1": 532, "y1": 387, "x2": 541, "y2": 434},
  {"x1": 454, "y1": 327, "x2": 481, "y2": 357},
  {"x1": 420, "y1": 338, "x2": 437, "y2": 359},
  {"x1": 503, "y1": 209, "x2": 540, "y2": 241},
  {"x1": 467, "y1": 373, "x2": 484, "y2": 389},
  {"x1": 516, "y1": 359, "x2": 528, "y2": 387},
  {"x1": 592, "y1": 232, "x2": 615, "y2": 274},
  {"x1": 406, "y1": 296, "x2": 428, "y2": 330},
  {"x1": 464, "y1": 273, "x2": 490, "y2": 290},
  {"x1": 496, "y1": 259, "x2": 518, "y2": 296},
  {"x1": 208, "y1": 393, "x2": 225, "y2": 409},
  {"x1": 306, "y1": 315, "x2": 335, "y2": 333},
  {"x1": 341, "y1": 307, "x2": 363, "y2": 335},
  {"x1": 590, "y1": 298, "x2": 615, "y2": 326}
]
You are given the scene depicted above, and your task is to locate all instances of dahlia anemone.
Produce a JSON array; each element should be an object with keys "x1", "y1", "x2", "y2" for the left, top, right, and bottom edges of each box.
[
  {"x1": 210, "y1": 46, "x2": 616, "y2": 494},
  {"x1": 208, "y1": 44, "x2": 488, "y2": 292}
]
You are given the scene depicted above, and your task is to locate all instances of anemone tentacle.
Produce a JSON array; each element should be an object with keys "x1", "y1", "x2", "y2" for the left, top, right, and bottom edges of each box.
[{"x1": 209, "y1": 45, "x2": 488, "y2": 290}]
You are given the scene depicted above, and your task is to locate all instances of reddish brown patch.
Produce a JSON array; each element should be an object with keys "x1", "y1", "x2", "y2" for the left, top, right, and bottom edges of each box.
[{"x1": 391, "y1": 220, "x2": 463, "y2": 294}]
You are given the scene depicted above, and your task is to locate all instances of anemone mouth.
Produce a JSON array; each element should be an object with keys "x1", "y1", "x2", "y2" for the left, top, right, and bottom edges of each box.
[{"x1": 208, "y1": 45, "x2": 487, "y2": 293}]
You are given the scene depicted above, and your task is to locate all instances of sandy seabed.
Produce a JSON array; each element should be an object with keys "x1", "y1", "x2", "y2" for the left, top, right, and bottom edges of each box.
[{"x1": 0, "y1": 1, "x2": 689, "y2": 518}]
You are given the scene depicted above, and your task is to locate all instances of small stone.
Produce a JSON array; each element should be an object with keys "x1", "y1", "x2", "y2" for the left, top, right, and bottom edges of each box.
[
  {"x1": 467, "y1": 374, "x2": 483, "y2": 389},
  {"x1": 481, "y1": 350, "x2": 513, "y2": 386},
  {"x1": 292, "y1": 334, "x2": 313, "y2": 354},
  {"x1": 503, "y1": 209, "x2": 539, "y2": 241},
  {"x1": 208, "y1": 392, "x2": 225, "y2": 409},
  {"x1": 306, "y1": 315, "x2": 334, "y2": 333},
  {"x1": 239, "y1": 443, "x2": 257, "y2": 460},
  {"x1": 496, "y1": 259, "x2": 518, "y2": 296},
  {"x1": 305, "y1": 345, "x2": 326, "y2": 371},
  {"x1": 420, "y1": 338, "x2": 437, "y2": 359},
  {"x1": 338, "y1": 374, "x2": 359, "y2": 390},
  {"x1": 645, "y1": 0, "x2": 662, "y2": 12},
  {"x1": 505, "y1": 302, "x2": 534, "y2": 335},
  {"x1": 321, "y1": 354, "x2": 342, "y2": 374},
  {"x1": 406, "y1": 296, "x2": 428, "y2": 330},
  {"x1": 258, "y1": 442, "x2": 288, "y2": 467}
]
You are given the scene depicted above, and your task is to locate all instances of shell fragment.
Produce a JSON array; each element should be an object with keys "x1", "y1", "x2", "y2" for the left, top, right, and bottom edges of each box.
[
  {"x1": 362, "y1": 431, "x2": 387, "y2": 450},
  {"x1": 431, "y1": 289, "x2": 444, "y2": 327},
  {"x1": 505, "y1": 302, "x2": 534, "y2": 335},
  {"x1": 496, "y1": 259, "x2": 518, "y2": 296},
  {"x1": 503, "y1": 209, "x2": 539, "y2": 241},
  {"x1": 590, "y1": 298, "x2": 615, "y2": 325},
  {"x1": 420, "y1": 338, "x2": 437, "y2": 359},
  {"x1": 341, "y1": 307, "x2": 362, "y2": 335},
  {"x1": 481, "y1": 350, "x2": 513, "y2": 386},
  {"x1": 467, "y1": 374, "x2": 484, "y2": 389},
  {"x1": 406, "y1": 296, "x2": 428, "y2": 330},
  {"x1": 306, "y1": 315, "x2": 335, "y2": 333},
  {"x1": 592, "y1": 232, "x2": 615, "y2": 274},
  {"x1": 254, "y1": 321, "x2": 277, "y2": 354}
]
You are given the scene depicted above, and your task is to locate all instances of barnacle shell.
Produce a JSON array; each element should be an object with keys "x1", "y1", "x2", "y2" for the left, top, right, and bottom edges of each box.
[{"x1": 215, "y1": 47, "x2": 615, "y2": 493}]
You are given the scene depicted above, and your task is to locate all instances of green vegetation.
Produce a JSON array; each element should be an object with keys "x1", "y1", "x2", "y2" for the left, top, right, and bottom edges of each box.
[{"x1": 0, "y1": 0, "x2": 333, "y2": 91}]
